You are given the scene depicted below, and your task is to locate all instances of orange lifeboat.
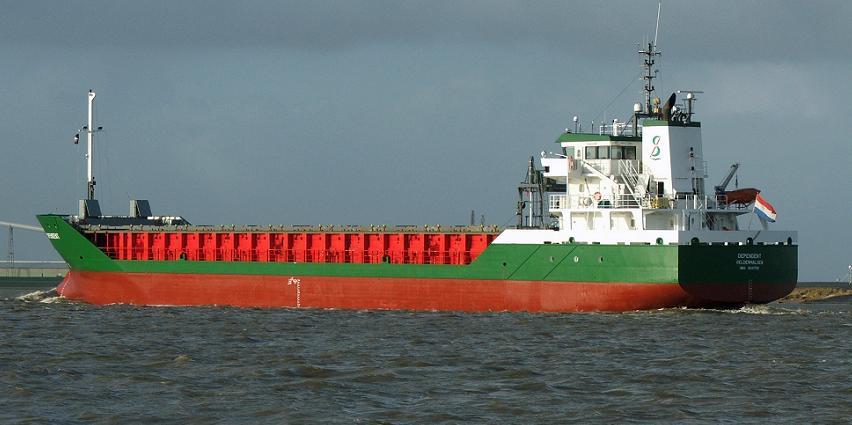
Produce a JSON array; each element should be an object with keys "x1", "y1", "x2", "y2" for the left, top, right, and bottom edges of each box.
[{"x1": 723, "y1": 188, "x2": 760, "y2": 205}]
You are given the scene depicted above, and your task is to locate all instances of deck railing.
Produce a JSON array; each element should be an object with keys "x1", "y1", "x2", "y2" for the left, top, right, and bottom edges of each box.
[{"x1": 549, "y1": 193, "x2": 753, "y2": 211}]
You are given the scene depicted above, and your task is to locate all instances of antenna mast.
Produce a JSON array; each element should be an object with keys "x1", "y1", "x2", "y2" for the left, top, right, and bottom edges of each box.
[
  {"x1": 640, "y1": 2, "x2": 662, "y2": 114},
  {"x1": 86, "y1": 90, "x2": 97, "y2": 200}
]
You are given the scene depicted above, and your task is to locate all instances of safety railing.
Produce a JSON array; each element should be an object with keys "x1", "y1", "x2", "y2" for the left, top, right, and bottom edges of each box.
[
  {"x1": 549, "y1": 192, "x2": 754, "y2": 211},
  {"x1": 548, "y1": 193, "x2": 642, "y2": 210},
  {"x1": 582, "y1": 159, "x2": 642, "y2": 177},
  {"x1": 672, "y1": 194, "x2": 744, "y2": 210},
  {"x1": 597, "y1": 122, "x2": 641, "y2": 137},
  {"x1": 712, "y1": 194, "x2": 751, "y2": 210},
  {"x1": 582, "y1": 159, "x2": 613, "y2": 175}
]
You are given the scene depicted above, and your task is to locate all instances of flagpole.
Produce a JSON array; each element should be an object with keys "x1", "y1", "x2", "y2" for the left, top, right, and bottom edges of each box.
[{"x1": 746, "y1": 201, "x2": 753, "y2": 230}]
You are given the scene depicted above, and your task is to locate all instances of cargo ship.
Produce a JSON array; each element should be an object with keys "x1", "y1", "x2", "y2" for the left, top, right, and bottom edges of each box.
[{"x1": 38, "y1": 40, "x2": 797, "y2": 312}]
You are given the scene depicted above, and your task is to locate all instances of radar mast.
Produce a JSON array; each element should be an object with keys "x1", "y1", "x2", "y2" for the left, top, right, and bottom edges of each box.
[{"x1": 639, "y1": 2, "x2": 662, "y2": 115}]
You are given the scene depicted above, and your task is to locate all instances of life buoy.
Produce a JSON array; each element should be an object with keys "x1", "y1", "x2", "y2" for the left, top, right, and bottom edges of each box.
[{"x1": 593, "y1": 192, "x2": 602, "y2": 201}]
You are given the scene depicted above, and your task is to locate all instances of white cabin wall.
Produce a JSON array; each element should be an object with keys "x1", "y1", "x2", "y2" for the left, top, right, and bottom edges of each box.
[
  {"x1": 642, "y1": 124, "x2": 704, "y2": 196},
  {"x1": 541, "y1": 157, "x2": 569, "y2": 180},
  {"x1": 644, "y1": 213, "x2": 675, "y2": 230},
  {"x1": 611, "y1": 212, "x2": 635, "y2": 230}
]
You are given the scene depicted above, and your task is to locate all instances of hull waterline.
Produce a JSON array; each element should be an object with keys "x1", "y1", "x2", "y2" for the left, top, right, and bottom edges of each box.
[{"x1": 57, "y1": 271, "x2": 711, "y2": 312}]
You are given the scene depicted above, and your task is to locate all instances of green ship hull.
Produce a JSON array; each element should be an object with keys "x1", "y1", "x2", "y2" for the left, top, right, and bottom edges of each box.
[{"x1": 38, "y1": 215, "x2": 797, "y2": 311}]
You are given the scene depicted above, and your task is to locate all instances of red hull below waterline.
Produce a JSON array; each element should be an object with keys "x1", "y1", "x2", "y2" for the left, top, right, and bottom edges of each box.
[{"x1": 55, "y1": 271, "x2": 713, "y2": 312}]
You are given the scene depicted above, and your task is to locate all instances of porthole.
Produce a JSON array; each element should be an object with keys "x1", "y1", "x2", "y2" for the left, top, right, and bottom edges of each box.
[
  {"x1": 746, "y1": 237, "x2": 753, "y2": 245},
  {"x1": 502, "y1": 262, "x2": 507, "y2": 267},
  {"x1": 786, "y1": 237, "x2": 793, "y2": 245},
  {"x1": 549, "y1": 256, "x2": 555, "y2": 263},
  {"x1": 573, "y1": 256, "x2": 580, "y2": 263},
  {"x1": 656, "y1": 237, "x2": 664, "y2": 245},
  {"x1": 569, "y1": 237, "x2": 575, "y2": 244},
  {"x1": 598, "y1": 256, "x2": 604, "y2": 263}
]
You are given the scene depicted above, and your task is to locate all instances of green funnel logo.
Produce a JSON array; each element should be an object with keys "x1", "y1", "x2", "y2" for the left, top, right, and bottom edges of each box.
[{"x1": 650, "y1": 135, "x2": 662, "y2": 160}]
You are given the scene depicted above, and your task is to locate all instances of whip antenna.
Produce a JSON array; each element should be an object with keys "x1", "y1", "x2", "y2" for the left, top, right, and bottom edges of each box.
[{"x1": 653, "y1": 1, "x2": 661, "y2": 48}]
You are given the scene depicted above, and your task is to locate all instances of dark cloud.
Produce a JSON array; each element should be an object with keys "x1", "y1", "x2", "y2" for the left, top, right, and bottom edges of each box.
[{"x1": 3, "y1": 1, "x2": 850, "y2": 61}]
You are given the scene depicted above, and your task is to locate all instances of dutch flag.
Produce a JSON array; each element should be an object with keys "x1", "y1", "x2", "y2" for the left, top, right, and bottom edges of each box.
[{"x1": 754, "y1": 193, "x2": 777, "y2": 222}]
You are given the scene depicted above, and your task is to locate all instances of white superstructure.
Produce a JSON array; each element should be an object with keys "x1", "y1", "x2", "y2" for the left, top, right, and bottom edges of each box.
[{"x1": 502, "y1": 44, "x2": 796, "y2": 248}]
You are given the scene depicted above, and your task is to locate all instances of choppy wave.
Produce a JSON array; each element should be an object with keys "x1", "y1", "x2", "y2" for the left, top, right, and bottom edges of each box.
[
  {"x1": 1, "y1": 292, "x2": 849, "y2": 423},
  {"x1": 722, "y1": 304, "x2": 809, "y2": 315}
]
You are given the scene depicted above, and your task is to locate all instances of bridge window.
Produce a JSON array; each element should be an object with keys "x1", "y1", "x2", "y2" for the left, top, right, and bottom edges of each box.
[
  {"x1": 585, "y1": 145, "x2": 636, "y2": 160},
  {"x1": 609, "y1": 146, "x2": 637, "y2": 160}
]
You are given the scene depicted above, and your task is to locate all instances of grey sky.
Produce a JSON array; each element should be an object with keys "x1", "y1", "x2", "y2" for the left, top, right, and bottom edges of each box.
[{"x1": 1, "y1": 1, "x2": 849, "y2": 281}]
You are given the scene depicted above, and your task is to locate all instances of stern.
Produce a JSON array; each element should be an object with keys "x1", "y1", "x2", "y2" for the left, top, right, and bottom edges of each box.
[{"x1": 678, "y1": 243, "x2": 797, "y2": 304}]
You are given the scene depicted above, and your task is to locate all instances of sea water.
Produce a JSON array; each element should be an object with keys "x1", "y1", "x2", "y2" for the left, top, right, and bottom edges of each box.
[{"x1": 1, "y1": 288, "x2": 849, "y2": 423}]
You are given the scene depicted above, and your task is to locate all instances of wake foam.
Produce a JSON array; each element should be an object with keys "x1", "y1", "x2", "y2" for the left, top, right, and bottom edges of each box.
[{"x1": 15, "y1": 289, "x2": 67, "y2": 304}]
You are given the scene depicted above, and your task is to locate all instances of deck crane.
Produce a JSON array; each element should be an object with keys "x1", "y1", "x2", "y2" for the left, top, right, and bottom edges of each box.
[{"x1": 714, "y1": 163, "x2": 740, "y2": 195}]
